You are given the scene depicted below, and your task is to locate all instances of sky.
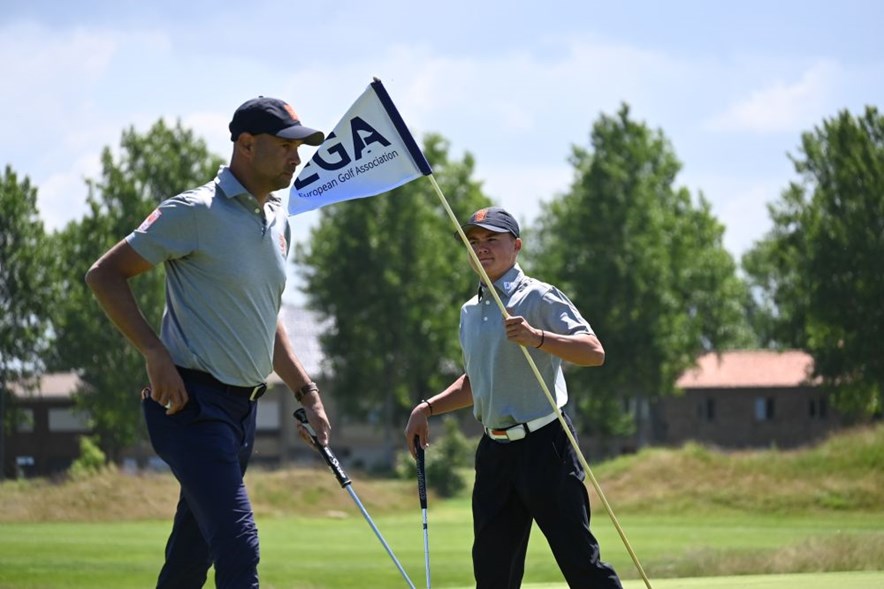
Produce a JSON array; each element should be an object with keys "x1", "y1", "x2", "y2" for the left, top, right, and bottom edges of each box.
[{"x1": 2, "y1": 0, "x2": 882, "y2": 303}]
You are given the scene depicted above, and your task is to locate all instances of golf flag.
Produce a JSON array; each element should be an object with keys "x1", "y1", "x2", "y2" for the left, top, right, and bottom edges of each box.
[{"x1": 288, "y1": 78, "x2": 433, "y2": 216}]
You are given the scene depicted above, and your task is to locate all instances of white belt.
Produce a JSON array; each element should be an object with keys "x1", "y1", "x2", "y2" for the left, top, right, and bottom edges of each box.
[{"x1": 484, "y1": 411, "x2": 559, "y2": 442}]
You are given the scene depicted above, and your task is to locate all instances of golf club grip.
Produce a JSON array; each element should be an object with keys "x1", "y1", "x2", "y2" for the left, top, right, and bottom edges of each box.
[
  {"x1": 414, "y1": 436, "x2": 428, "y2": 509},
  {"x1": 293, "y1": 408, "x2": 351, "y2": 488}
]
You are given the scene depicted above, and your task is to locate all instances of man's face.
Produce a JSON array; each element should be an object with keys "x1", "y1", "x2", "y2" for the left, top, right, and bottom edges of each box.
[
  {"x1": 466, "y1": 226, "x2": 521, "y2": 281},
  {"x1": 248, "y1": 134, "x2": 305, "y2": 193}
]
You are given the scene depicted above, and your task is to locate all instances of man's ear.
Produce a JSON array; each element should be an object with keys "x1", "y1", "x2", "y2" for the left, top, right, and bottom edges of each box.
[
  {"x1": 235, "y1": 132, "x2": 255, "y2": 157},
  {"x1": 514, "y1": 237, "x2": 522, "y2": 254}
]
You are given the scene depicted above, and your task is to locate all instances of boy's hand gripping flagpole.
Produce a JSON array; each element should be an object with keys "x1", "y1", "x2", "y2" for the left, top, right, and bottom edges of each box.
[{"x1": 289, "y1": 77, "x2": 653, "y2": 589}]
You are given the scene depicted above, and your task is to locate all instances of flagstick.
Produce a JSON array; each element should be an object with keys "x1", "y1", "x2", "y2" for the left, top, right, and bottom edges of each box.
[{"x1": 427, "y1": 174, "x2": 654, "y2": 589}]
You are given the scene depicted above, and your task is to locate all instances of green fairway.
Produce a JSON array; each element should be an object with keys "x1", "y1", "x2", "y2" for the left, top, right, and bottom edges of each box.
[
  {"x1": 1, "y1": 508, "x2": 881, "y2": 588},
  {"x1": 516, "y1": 571, "x2": 884, "y2": 589}
]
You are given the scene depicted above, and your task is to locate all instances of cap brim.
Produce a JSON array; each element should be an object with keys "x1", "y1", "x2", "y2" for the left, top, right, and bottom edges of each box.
[{"x1": 276, "y1": 124, "x2": 325, "y2": 146}]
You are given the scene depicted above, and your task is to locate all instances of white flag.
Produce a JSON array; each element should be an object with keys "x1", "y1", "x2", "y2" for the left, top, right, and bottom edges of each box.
[{"x1": 288, "y1": 78, "x2": 432, "y2": 216}]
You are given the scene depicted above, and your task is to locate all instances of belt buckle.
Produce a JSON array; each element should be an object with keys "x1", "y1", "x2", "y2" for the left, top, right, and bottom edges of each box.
[
  {"x1": 488, "y1": 424, "x2": 527, "y2": 442},
  {"x1": 249, "y1": 384, "x2": 267, "y2": 401},
  {"x1": 506, "y1": 425, "x2": 527, "y2": 441}
]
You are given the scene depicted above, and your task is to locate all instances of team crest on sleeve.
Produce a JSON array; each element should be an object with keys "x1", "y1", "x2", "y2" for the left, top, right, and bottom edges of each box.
[
  {"x1": 138, "y1": 209, "x2": 162, "y2": 231},
  {"x1": 278, "y1": 233, "x2": 288, "y2": 257}
]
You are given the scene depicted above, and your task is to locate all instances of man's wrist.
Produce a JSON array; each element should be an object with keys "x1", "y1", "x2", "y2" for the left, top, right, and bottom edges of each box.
[{"x1": 295, "y1": 381, "x2": 320, "y2": 403}]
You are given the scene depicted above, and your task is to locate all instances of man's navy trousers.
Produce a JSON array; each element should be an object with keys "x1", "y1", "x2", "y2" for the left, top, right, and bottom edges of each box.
[{"x1": 143, "y1": 370, "x2": 260, "y2": 589}]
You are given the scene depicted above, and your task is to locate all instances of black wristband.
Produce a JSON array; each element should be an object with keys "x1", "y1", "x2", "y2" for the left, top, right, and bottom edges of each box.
[
  {"x1": 421, "y1": 398, "x2": 433, "y2": 415},
  {"x1": 536, "y1": 330, "x2": 545, "y2": 349},
  {"x1": 296, "y1": 381, "x2": 319, "y2": 403}
]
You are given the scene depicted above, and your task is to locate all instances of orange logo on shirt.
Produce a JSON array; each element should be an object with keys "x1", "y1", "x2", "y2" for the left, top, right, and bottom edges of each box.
[
  {"x1": 279, "y1": 233, "x2": 288, "y2": 257},
  {"x1": 138, "y1": 209, "x2": 161, "y2": 231}
]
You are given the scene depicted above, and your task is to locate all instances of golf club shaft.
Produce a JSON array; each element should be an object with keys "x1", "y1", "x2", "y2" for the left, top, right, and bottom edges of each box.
[
  {"x1": 295, "y1": 409, "x2": 416, "y2": 589},
  {"x1": 414, "y1": 436, "x2": 431, "y2": 589}
]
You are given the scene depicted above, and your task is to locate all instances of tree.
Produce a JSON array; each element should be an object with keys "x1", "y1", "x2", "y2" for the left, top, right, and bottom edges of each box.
[
  {"x1": 295, "y1": 134, "x2": 491, "y2": 466},
  {"x1": 743, "y1": 106, "x2": 884, "y2": 416},
  {"x1": 0, "y1": 166, "x2": 56, "y2": 478},
  {"x1": 50, "y1": 120, "x2": 224, "y2": 460},
  {"x1": 529, "y1": 104, "x2": 755, "y2": 446}
]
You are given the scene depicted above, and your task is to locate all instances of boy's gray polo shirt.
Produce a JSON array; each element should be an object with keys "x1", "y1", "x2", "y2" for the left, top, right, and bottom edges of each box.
[
  {"x1": 126, "y1": 166, "x2": 291, "y2": 387},
  {"x1": 460, "y1": 264, "x2": 594, "y2": 430}
]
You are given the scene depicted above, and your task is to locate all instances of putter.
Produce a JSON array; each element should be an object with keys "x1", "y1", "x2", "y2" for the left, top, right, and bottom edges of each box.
[
  {"x1": 294, "y1": 409, "x2": 416, "y2": 589},
  {"x1": 414, "y1": 436, "x2": 431, "y2": 589}
]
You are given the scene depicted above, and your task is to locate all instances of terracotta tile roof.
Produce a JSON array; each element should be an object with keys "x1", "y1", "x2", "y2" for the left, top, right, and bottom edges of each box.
[
  {"x1": 676, "y1": 350, "x2": 816, "y2": 389},
  {"x1": 10, "y1": 372, "x2": 85, "y2": 398}
]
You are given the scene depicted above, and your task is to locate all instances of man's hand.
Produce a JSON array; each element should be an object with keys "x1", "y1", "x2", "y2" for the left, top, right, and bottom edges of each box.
[
  {"x1": 144, "y1": 349, "x2": 189, "y2": 415},
  {"x1": 297, "y1": 398, "x2": 331, "y2": 447}
]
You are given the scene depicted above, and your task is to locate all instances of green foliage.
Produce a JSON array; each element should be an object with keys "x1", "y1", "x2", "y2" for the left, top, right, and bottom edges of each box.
[
  {"x1": 529, "y1": 104, "x2": 755, "y2": 440},
  {"x1": 396, "y1": 415, "x2": 474, "y2": 498},
  {"x1": 68, "y1": 435, "x2": 109, "y2": 479},
  {"x1": 743, "y1": 106, "x2": 884, "y2": 416},
  {"x1": 0, "y1": 165, "x2": 56, "y2": 478},
  {"x1": 49, "y1": 120, "x2": 225, "y2": 459},
  {"x1": 296, "y1": 134, "x2": 492, "y2": 463}
]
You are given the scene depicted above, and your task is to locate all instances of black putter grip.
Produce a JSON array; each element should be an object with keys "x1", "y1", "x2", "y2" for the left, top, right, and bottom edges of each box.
[
  {"x1": 414, "y1": 436, "x2": 428, "y2": 509},
  {"x1": 293, "y1": 408, "x2": 351, "y2": 488}
]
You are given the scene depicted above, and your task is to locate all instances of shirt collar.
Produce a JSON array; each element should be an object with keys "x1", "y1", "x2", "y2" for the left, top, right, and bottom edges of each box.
[
  {"x1": 215, "y1": 166, "x2": 282, "y2": 209},
  {"x1": 478, "y1": 264, "x2": 524, "y2": 301},
  {"x1": 215, "y1": 166, "x2": 250, "y2": 200}
]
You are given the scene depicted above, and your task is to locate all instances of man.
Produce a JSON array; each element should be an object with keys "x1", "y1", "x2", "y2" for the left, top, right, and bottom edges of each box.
[
  {"x1": 86, "y1": 97, "x2": 331, "y2": 589},
  {"x1": 405, "y1": 207, "x2": 622, "y2": 588}
]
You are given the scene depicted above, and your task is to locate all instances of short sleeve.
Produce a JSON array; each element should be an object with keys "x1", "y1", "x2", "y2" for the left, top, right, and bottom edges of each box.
[
  {"x1": 541, "y1": 287, "x2": 594, "y2": 336},
  {"x1": 126, "y1": 195, "x2": 199, "y2": 265}
]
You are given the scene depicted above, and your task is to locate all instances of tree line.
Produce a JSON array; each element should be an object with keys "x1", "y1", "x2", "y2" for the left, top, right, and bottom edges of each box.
[{"x1": 1, "y1": 104, "x2": 881, "y2": 470}]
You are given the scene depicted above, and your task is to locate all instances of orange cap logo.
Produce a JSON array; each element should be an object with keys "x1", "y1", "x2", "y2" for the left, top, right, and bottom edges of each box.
[
  {"x1": 283, "y1": 103, "x2": 300, "y2": 122},
  {"x1": 473, "y1": 208, "x2": 489, "y2": 222}
]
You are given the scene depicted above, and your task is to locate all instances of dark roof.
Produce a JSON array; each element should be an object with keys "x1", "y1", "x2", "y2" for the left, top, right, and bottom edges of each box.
[{"x1": 676, "y1": 350, "x2": 816, "y2": 389}]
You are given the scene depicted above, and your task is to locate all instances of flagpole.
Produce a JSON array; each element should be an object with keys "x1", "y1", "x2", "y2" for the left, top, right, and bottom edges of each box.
[{"x1": 426, "y1": 174, "x2": 654, "y2": 589}]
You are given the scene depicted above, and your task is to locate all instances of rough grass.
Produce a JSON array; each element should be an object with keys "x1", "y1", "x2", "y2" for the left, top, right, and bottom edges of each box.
[{"x1": 587, "y1": 423, "x2": 884, "y2": 515}]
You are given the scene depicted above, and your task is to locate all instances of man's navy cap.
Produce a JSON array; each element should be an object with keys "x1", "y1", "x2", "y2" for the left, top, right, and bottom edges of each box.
[
  {"x1": 461, "y1": 207, "x2": 520, "y2": 238},
  {"x1": 229, "y1": 97, "x2": 325, "y2": 146}
]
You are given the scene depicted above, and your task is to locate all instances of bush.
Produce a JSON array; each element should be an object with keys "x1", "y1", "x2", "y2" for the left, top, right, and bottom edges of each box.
[{"x1": 68, "y1": 436, "x2": 109, "y2": 479}]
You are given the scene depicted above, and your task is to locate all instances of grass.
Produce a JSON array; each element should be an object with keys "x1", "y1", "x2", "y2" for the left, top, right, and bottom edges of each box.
[{"x1": 0, "y1": 423, "x2": 882, "y2": 588}]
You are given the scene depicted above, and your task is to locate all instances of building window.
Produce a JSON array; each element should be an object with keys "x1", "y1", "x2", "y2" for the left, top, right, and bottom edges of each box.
[
  {"x1": 697, "y1": 398, "x2": 715, "y2": 421},
  {"x1": 48, "y1": 408, "x2": 90, "y2": 432},
  {"x1": 809, "y1": 397, "x2": 828, "y2": 420},
  {"x1": 754, "y1": 397, "x2": 775, "y2": 421}
]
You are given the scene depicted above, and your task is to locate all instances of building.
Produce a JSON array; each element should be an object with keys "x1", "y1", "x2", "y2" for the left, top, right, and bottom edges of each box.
[
  {"x1": 4, "y1": 372, "x2": 90, "y2": 478},
  {"x1": 661, "y1": 349, "x2": 842, "y2": 449}
]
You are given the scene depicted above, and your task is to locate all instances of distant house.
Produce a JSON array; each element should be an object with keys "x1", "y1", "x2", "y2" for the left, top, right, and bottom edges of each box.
[
  {"x1": 661, "y1": 350, "x2": 842, "y2": 449},
  {"x1": 4, "y1": 372, "x2": 90, "y2": 478}
]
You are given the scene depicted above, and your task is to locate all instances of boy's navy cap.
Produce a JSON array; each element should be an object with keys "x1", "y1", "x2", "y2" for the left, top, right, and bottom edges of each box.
[
  {"x1": 229, "y1": 97, "x2": 325, "y2": 145},
  {"x1": 461, "y1": 207, "x2": 520, "y2": 238}
]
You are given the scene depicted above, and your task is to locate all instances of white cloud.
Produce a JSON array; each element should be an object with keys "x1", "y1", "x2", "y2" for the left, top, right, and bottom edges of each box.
[{"x1": 705, "y1": 59, "x2": 842, "y2": 134}]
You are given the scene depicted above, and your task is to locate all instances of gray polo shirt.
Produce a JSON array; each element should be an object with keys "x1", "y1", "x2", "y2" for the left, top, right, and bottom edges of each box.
[
  {"x1": 460, "y1": 264, "x2": 594, "y2": 429},
  {"x1": 127, "y1": 166, "x2": 290, "y2": 386}
]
